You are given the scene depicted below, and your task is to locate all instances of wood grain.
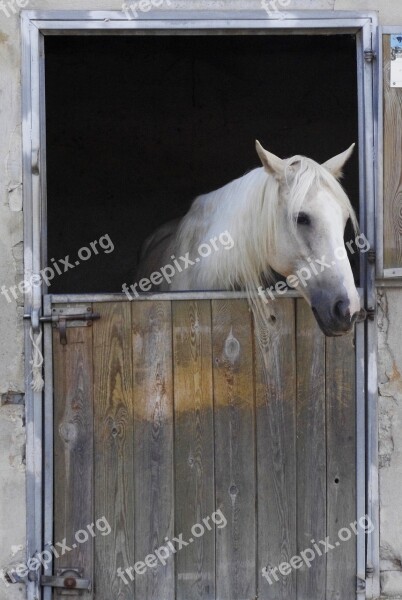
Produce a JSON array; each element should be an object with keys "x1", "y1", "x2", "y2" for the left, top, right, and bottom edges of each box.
[
  {"x1": 296, "y1": 299, "x2": 326, "y2": 600},
  {"x1": 53, "y1": 324, "x2": 94, "y2": 600},
  {"x1": 325, "y1": 332, "x2": 356, "y2": 600},
  {"x1": 132, "y1": 301, "x2": 174, "y2": 600},
  {"x1": 255, "y1": 298, "x2": 297, "y2": 600},
  {"x1": 212, "y1": 299, "x2": 256, "y2": 600},
  {"x1": 172, "y1": 300, "x2": 215, "y2": 600},
  {"x1": 51, "y1": 297, "x2": 358, "y2": 600},
  {"x1": 93, "y1": 302, "x2": 134, "y2": 600},
  {"x1": 383, "y1": 34, "x2": 402, "y2": 269}
]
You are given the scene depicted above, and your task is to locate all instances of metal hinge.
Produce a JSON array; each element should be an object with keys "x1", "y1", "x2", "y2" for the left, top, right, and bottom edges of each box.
[
  {"x1": 364, "y1": 50, "x2": 376, "y2": 62},
  {"x1": 356, "y1": 306, "x2": 376, "y2": 322},
  {"x1": 41, "y1": 568, "x2": 91, "y2": 595},
  {"x1": 366, "y1": 565, "x2": 374, "y2": 576},
  {"x1": 24, "y1": 307, "x2": 100, "y2": 345}
]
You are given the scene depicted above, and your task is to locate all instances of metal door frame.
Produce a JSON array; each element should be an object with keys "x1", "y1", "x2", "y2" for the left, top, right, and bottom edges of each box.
[{"x1": 21, "y1": 9, "x2": 378, "y2": 599}]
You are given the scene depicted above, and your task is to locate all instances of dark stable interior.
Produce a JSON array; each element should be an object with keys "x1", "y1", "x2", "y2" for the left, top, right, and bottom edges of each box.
[{"x1": 45, "y1": 34, "x2": 359, "y2": 293}]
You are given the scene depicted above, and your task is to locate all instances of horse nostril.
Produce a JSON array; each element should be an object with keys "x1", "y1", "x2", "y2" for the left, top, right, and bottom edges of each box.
[{"x1": 333, "y1": 298, "x2": 351, "y2": 322}]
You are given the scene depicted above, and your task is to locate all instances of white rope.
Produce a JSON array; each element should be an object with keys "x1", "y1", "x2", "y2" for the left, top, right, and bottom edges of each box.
[{"x1": 29, "y1": 327, "x2": 44, "y2": 393}]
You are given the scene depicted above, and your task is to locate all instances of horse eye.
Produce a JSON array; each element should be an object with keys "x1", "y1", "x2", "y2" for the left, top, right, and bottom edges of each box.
[{"x1": 296, "y1": 212, "x2": 311, "y2": 226}]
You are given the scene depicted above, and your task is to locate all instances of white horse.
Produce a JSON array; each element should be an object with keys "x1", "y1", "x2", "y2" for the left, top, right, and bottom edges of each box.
[{"x1": 136, "y1": 141, "x2": 362, "y2": 336}]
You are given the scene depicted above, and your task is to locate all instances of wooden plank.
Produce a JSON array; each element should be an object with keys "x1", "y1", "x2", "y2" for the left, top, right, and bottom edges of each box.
[
  {"x1": 93, "y1": 302, "x2": 134, "y2": 599},
  {"x1": 255, "y1": 298, "x2": 297, "y2": 600},
  {"x1": 212, "y1": 299, "x2": 256, "y2": 600},
  {"x1": 326, "y1": 332, "x2": 356, "y2": 600},
  {"x1": 53, "y1": 323, "x2": 94, "y2": 600},
  {"x1": 132, "y1": 301, "x2": 174, "y2": 600},
  {"x1": 383, "y1": 34, "x2": 402, "y2": 269},
  {"x1": 296, "y1": 299, "x2": 326, "y2": 600},
  {"x1": 172, "y1": 300, "x2": 215, "y2": 600}
]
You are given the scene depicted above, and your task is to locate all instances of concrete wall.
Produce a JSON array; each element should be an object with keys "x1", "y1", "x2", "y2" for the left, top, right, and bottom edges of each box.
[{"x1": 0, "y1": 1, "x2": 401, "y2": 599}]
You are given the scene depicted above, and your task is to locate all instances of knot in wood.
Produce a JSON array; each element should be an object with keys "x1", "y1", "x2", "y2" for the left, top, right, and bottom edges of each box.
[
  {"x1": 59, "y1": 422, "x2": 78, "y2": 445},
  {"x1": 224, "y1": 329, "x2": 240, "y2": 363},
  {"x1": 229, "y1": 484, "x2": 238, "y2": 496}
]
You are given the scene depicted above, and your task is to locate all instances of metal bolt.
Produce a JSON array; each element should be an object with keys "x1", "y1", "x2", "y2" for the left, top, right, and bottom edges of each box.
[{"x1": 64, "y1": 577, "x2": 77, "y2": 589}]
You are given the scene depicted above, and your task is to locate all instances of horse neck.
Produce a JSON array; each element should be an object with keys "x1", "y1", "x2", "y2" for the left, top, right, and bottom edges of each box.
[{"x1": 182, "y1": 167, "x2": 276, "y2": 288}]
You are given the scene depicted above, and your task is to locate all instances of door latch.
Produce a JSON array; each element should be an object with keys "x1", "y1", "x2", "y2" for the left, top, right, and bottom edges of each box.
[
  {"x1": 41, "y1": 568, "x2": 91, "y2": 595},
  {"x1": 24, "y1": 310, "x2": 100, "y2": 345}
]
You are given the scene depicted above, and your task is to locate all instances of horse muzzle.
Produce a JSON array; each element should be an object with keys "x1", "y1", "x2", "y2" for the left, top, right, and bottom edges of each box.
[{"x1": 310, "y1": 292, "x2": 361, "y2": 337}]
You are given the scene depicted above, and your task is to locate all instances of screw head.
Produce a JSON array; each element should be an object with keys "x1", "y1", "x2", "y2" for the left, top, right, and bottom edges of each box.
[{"x1": 64, "y1": 577, "x2": 77, "y2": 589}]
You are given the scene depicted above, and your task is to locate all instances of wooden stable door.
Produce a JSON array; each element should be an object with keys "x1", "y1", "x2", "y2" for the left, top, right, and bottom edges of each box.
[{"x1": 51, "y1": 297, "x2": 356, "y2": 600}]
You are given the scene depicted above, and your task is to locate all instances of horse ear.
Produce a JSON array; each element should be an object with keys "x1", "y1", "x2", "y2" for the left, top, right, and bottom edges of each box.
[
  {"x1": 255, "y1": 140, "x2": 284, "y2": 178},
  {"x1": 321, "y1": 143, "x2": 355, "y2": 179}
]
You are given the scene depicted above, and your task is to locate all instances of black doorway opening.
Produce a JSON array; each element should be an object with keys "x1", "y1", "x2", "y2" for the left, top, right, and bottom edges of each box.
[{"x1": 45, "y1": 34, "x2": 359, "y2": 293}]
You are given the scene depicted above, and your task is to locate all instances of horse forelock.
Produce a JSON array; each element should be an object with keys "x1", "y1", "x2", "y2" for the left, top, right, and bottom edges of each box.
[{"x1": 282, "y1": 155, "x2": 358, "y2": 237}]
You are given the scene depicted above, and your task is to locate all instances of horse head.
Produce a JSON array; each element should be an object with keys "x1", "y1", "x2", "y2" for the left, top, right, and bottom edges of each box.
[{"x1": 256, "y1": 141, "x2": 362, "y2": 337}]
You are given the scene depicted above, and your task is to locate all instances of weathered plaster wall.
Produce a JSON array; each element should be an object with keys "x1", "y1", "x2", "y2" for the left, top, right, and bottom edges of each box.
[
  {"x1": 0, "y1": 1, "x2": 401, "y2": 599},
  {"x1": 378, "y1": 289, "x2": 402, "y2": 599},
  {"x1": 0, "y1": 6, "x2": 27, "y2": 600}
]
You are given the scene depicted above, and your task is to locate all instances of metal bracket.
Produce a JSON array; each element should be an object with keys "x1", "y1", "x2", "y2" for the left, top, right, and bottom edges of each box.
[
  {"x1": 41, "y1": 568, "x2": 91, "y2": 595},
  {"x1": 30, "y1": 307, "x2": 41, "y2": 334},
  {"x1": 31, "y1": 147, "x2": 40, "y2": 175},
  {"x1": 58, "y1": 317, "x2": 68, "y2": 345},
  {"x1": 356, "y1": 576, "x2": 366, "y2": 592}
]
